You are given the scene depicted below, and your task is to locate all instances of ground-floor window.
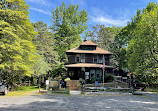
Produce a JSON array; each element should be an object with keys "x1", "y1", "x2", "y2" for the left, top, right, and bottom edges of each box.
[{"x1": 90, "y1": 69, "x2": 102, "y2": 82}]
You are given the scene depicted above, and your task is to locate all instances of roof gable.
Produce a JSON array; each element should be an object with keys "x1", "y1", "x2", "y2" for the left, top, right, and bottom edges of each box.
[
  {"x1": 66, "y1": 46, "x2": 112, "y2": 54},
  {"x1": 66, "y1": 40, "x2": 112, "y2": 54},
  {"x1": 80, "y1": 41, "x2": 98, "y2": 46}
]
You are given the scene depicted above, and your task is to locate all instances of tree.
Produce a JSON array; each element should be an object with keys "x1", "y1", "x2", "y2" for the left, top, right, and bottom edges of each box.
[
  {"x1": 127, "y1": 3, "x2": 158, "y2": 84},
  {"x1": 88, "y1": 25, "x2": 115, "y2": 51},
  {"x1": 51, "y1": 2, "x2": 88, "y2": 62},
  {"x1": 116, "y1": 2, "x2": 158, "y2": 84},
  {"x1": 0, "y1": 0, "x2": 37, "y2": 87},
  {"x1": 88, "y1": 25, "x2": 125, "y2": 69},
  {"x1": 33, "y1": 21, "x2": 60, "y2": 78}
]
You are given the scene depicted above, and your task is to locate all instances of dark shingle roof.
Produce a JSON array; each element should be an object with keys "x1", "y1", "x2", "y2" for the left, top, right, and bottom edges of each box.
[{"x1": 66, "y1": 47, "x2": 112, "y2": 54}]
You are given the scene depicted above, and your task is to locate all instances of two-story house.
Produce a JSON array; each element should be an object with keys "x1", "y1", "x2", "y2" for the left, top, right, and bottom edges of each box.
[{"x1": 65, "y1": 40, "x2": 113, "y2": 83}]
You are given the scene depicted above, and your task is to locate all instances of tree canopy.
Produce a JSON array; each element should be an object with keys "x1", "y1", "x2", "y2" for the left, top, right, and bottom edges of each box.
[
  {"x1": 33, "y1": 21, "x2": 60, "y2": 77},
  {"x1": 51, "y1": 2, "x2": 88, "y2": 62},
  {"x1": 0, "y1": 0, "x2": 37, "y2": 85}
]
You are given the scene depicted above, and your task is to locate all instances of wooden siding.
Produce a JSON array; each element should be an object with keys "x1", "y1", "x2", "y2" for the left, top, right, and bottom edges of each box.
[
  {"x1": 67, "y1": 54, "x2": 110, "y2": 65},
  {"x1": 68, "y1": 54, "x2": 75, "y2": 64},
  {"x1": 85, "y1": 54, "x2": 93, "y2": 63}
]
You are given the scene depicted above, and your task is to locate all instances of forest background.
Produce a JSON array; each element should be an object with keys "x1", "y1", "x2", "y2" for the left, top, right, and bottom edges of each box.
[{"x1": 0, "y1": 0, "x2": 157, "y2": 88}]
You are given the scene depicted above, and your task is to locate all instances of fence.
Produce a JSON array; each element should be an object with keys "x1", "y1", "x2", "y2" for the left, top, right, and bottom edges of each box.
[
  {"x1": 146, "y1": 84, "x2": 158, "y2": 90},
  {"x1": 84, "y1": 82, "x2": 129, "y2": 88},
  {"x1": 66, "y1": 80, "x2": 81, "y2": 90}
]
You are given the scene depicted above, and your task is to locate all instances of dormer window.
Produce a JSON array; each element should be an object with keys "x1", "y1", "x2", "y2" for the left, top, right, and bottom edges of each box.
[
  {"x1": 80, "y1": 46, "x2": 96, "y2": 50},
  {"x1": 75, "y1": 54, "x2": 80, "y2": 63}
]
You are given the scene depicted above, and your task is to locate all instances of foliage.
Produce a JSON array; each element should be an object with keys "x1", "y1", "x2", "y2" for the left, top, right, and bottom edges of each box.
[
  {"x1": 126, "y1": 3, "x2": 158, "y2": 84},
  {"x1": 51, "y1": 2, "x2": 88, "y2": 62},
  {"x1": 88, "y1": 25, "x2": 125, "y2": 69},
  {"x1": 91, "y1": 77, "x2": 96, "y2": 83},
  {"x1": 0, "y1": 0, "x2": 37, "y2": 86},
  {"x1": 33, "y1": 21, "x2": 60, "y2": 77},
  {"x1": 88, "y1": 25, "x2": 115, "y2": 51},
  {"x1": 104, "y1": 74, "x2": 114, "y2": 83}
]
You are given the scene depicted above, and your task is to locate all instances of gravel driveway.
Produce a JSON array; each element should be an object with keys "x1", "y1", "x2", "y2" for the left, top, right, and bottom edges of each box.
[{"x1": 0, "y1": 93, "x2": 158, "y2": 111}]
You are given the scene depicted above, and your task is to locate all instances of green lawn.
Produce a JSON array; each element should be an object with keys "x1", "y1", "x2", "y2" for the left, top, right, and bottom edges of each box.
[
  {"x1": 145, "y1": 88, "x2": 158, "y2": 93},
  {"x1": 6, "y1": 86, "x2": 39, "y2": 96}
]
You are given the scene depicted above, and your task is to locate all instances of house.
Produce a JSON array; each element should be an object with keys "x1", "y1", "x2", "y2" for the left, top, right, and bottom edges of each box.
[{"x1": 65, "y1": 40, "x2": 113, "y2": 83}]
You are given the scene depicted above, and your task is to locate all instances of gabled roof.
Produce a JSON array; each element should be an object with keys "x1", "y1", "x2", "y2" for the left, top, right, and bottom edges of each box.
[
  {"x1": 66, "y1": 46, "x2": 112, "y2": 54},
  {"x1": 80, "y1": 41, "x2": 98, "y2": 46},
  {"x1": 65, "y1": 63, "x2": 113, "y2": 68}
]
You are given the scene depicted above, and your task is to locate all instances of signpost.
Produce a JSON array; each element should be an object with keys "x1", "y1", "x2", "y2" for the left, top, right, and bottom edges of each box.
[{"x1": 46, "y1": 80, "x2": 49, "y2": 90}]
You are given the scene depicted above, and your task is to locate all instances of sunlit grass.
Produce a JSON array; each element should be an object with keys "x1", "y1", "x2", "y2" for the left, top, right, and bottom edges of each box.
[
  {"x1": 145, "y1": 88, "x2": 158, "y2": 93},
  {"x1": 6, "y1": 86, "x2": 39, "y2": 96}
]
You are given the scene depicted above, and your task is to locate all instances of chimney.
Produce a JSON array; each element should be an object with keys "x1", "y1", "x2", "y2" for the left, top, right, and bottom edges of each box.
[{"x1": 83, "y1": 38, "x2": 87, "y2": 42}]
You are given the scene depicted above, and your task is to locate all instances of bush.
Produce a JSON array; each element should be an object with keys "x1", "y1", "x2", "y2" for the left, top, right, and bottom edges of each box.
[
  {"x1": 104, "y1": 74, "x2": 114, "y2": 83},
  {"x1": 91, "y1": 77, "x2": 96, "y2": 83}
]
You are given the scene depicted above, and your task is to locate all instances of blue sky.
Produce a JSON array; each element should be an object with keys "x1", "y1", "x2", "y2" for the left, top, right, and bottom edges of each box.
[{"x1": 26, "y1": 0, "x2": 157, "y2": 30}]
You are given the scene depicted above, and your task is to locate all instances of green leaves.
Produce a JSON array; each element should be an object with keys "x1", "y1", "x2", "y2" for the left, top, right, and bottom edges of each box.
[
  {"x1": 51, "y1": 2, "x2": 88, "y2": 62},
  {"x1": 0, "y1": 0, "x2": 37, "y2": 84},
  {"x1": 33, "y1": 21, "x2": 60, "y2": 76},
  {"x1": 126, "y1": 3, "x2": 158, "y2": 83}
]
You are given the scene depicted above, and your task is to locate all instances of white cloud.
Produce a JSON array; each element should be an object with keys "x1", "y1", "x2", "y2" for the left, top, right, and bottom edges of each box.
[
  {"x1": 27, "y1": 0, "x2": 47, "y2": 6},
  {"x1": 30, "y1": 7, "x2": 51, "y2": 16},
  {"x1": 90, "y1": 8, "x2": 130, "y2": 27},
  {"x1": 92, "y1": 16, "x2": 129, "y2": 26}
]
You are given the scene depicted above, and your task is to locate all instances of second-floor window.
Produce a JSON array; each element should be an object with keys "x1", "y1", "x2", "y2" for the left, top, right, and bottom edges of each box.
[
  {"x1": 93, "y1": 55, "x2": 98, "y2": 63},
  {"x1": 81, "y1": 54, "x2": 85, "y2": 63},
  {"x1": 105, "y1": 56, "x2": 109, "y2": 65},
  {"x1": 75, "y1": 54, "x2": 80, "y2": 63},
  {"x1": 98, "y1": 55, "x2": 103, "y2": 63}
]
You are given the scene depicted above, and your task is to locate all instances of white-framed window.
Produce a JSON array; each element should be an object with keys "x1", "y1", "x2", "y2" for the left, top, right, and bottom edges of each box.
[
  {"x1": 98, "y1": 55, "x2": 103, "y2": 63},
  {"x1": 81, "y1": 54, "x2": 85, "y2": 63},
  {"x1": 75, "y1": 54, "x2": 80, "y2": 63},
  {"x1": 93, "y1": 55, "x2": 98, "y2": 63},
  {"x1": 104, "y1": 56, "x2": 109, "y2": 65}
]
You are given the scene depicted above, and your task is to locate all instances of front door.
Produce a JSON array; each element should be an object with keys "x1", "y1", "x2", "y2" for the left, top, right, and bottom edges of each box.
[{"x1": 90, "y1": 69, "x2": 95, "y2": 79}]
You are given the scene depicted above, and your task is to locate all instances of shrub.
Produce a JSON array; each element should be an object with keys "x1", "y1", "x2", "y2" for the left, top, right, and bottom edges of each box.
[
  {"x1": 91, "y1": 77, "x2": 96, "y2": 83},
  {"x1": 104, "y1": 74, "x2": 114, "y2": 83}
]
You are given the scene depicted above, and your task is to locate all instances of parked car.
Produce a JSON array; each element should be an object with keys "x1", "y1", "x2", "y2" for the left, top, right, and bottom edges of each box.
[{"x1": 0, "y1": 80, "x2": 8, "y2": 95}]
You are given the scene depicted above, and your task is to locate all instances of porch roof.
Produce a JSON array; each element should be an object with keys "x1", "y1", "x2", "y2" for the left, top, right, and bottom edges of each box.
[{"x1": 65, "y1": 63, "x2": 113, "y2": 68}]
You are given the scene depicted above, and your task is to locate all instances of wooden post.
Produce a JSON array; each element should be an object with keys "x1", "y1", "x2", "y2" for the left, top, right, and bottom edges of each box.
[{"x1": 29, "y1": 80, "x2": 30, "y2": 86}]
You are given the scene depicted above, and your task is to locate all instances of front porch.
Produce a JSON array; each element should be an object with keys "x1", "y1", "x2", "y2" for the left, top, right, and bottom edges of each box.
[{"x1": 67, "y1": 67, "x2": 113, "y2": 83}]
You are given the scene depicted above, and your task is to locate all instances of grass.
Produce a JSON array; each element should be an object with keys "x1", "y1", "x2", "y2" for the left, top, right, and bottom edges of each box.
[
  {"x1": 5, "y1": 86, "x2": 39, "y2": 97},
  {"x1": 145, "y1": 88, "x2": 158, "y2": 93},
  {"x1": 50, "y1": 88, "x2": 70, "y2": 94}
]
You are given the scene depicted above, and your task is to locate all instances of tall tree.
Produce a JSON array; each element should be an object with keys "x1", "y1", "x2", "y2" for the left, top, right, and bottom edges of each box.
[
  {"x1": 88, "y1": 25, "x2": 125, "y2": 69},
  {"x1": 127, "y1": 3, "x2": 158, "y2": 83},
  {"x1": 0, "y1": 0, "x2": 37, "y2": 87},
  {"x1": 33, "y1": 21, "x2": 60, "y2": 77},
  {"x1": 51, "y1": 2, "x2": 88, "y2": 62},
  {"x1": 117, "y1": 2, "x2": 158, "y2": 84}
]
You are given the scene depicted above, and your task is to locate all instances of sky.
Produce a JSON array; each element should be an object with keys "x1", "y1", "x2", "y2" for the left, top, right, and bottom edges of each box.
[{"x1": 26, "y1": 0, "x2": 157, "y2": 30}]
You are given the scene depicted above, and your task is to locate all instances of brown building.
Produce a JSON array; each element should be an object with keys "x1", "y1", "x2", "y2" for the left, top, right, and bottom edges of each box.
[{"x1": 65, "y1": 40, "x2": 113, "y2": 83}]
